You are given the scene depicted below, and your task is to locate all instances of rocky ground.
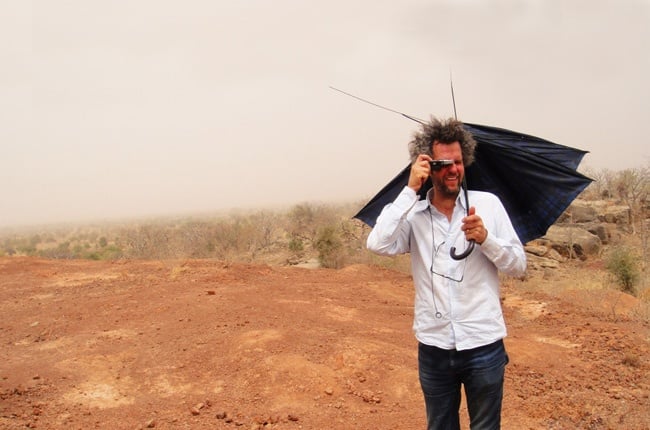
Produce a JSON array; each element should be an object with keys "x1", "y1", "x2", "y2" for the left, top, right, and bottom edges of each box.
[{"x1": 0, "y1": 257, "x2": 648, "y2": 429}]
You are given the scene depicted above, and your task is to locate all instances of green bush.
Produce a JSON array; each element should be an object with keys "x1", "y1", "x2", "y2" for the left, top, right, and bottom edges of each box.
[{"x1": 605, "y1": 246, "x2": 640, "y2": 295}]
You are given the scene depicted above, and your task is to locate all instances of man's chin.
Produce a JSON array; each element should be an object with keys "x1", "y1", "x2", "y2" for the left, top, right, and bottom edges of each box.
[
  {"x1": 434, "y1": 180, "x2": 461, "y2": 197},
  {"x1": 442, "y1": 181, "x2": 461, "y2": 194},
  {"x1": 441, "y1": 186, "x2": 460, "y2": 197}
]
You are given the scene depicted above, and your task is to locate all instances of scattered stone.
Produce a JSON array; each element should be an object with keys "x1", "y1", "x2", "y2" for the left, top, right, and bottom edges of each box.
[
  {"x1": 526, "y1": 254, "x2": 559, "y2": 270},
  {"x1": 324, "y1": 387, "x2": 333, "y2": 395},
  {"x1": 145, "y1": 418, "x2": 156, "y2": 428},
  {"x1": 525, "y1": 245, "x2": 548, "y2": 257},
  {"x1": 361, "y1": 391, "x2": 381, "y2": 404},
  {"x1": 251, "y1": 414, "x2": 282, "y2": 427},
  {"x1": 546, "y1": 248, "x2": 566, "y2": 262}
]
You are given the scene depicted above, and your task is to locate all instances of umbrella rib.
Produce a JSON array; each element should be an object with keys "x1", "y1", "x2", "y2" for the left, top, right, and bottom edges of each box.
[{"x1": 330, "y1": 86, "x2": 427, "y2": 124}]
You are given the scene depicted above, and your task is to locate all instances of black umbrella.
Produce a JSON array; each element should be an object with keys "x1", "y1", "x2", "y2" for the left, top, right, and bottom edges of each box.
[{"x1": 353, "y1": 121, "x2": 593, "y2": 245}]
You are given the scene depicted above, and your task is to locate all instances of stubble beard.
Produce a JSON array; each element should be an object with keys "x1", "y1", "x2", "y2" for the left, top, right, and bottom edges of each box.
[{"x1": 435, "y1": 175, "x2": 462, "y2": 198}]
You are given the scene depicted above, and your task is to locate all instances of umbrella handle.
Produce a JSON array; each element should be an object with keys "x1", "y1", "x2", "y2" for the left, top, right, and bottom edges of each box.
[
  {"x1": 450, "y1": 240, "x2": 475, "y2": 260},
  {"x1": 449, "y1": 176, "x2": 475, "y2": 260}
]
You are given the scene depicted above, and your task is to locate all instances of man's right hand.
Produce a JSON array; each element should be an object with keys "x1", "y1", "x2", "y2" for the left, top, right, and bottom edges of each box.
[{"x1": 408, "y1": 154, "x2": 433, "y2": 193}]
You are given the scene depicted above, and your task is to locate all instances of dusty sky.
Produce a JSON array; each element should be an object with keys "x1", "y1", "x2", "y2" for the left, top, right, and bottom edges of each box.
[{"x1": 1, "y1": 0, "x2": 649, "y2": 227}]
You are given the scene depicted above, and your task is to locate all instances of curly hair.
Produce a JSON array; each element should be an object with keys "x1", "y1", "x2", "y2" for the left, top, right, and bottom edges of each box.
[{"x1": 408, "y1": 117, "x2": 477, "y2": 166}]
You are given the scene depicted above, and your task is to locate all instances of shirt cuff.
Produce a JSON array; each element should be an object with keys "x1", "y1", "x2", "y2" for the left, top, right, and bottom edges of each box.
[{"x1": 479, "y1": 230, "x2": 501, "y2": 257}]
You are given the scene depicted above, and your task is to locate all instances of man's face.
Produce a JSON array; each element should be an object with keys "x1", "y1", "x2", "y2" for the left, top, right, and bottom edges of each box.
[{"x1": 431, "y1": 141, "x2": 464, "y2": 197}]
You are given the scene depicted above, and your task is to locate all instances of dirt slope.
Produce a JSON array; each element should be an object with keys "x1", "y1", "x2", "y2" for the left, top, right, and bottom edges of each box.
[{"x1": 0, "y1": 257, "x2": 648, "y2": 429}]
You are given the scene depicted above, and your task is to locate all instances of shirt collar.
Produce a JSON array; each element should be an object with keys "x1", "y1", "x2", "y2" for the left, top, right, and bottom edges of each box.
[{"x1": 425, "y1": 188, "x2": 466, "y2": 213}]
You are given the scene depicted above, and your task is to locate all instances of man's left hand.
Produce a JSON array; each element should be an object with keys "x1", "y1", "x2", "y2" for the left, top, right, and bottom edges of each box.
[{"x1": 462, "y1": 207, "x2": 488, "y2": 244}]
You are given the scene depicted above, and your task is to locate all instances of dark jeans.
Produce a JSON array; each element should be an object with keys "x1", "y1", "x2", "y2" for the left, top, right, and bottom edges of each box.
[{"x1": 418, "y1": 339, "x2": 508, "y2": 430}]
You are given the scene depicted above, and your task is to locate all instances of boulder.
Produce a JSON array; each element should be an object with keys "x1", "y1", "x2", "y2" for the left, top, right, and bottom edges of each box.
[
  {"x1": 542, "y1": 225, "x2": 602, "y2": 259},
  {"x1": 604, "y1": 223, "x2": 625, "y2": 243},
  {"x1": 600, "y1": 205, "x2": 631, "y2": 225},
  {"x1": 565, "y1": 200, "x2": 599, "y2": 223},
  {"x1": 583, "y1": 222, "x2": 609, "y2": 244}
]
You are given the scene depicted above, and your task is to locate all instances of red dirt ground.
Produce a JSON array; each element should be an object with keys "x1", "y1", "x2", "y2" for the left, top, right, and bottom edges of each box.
[{"x1": 1, "y1": 257, "x2": 648, "y2": 429}]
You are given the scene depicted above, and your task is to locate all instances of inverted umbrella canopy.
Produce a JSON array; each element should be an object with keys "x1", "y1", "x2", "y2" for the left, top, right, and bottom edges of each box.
[{"x1": 354, "y1": 122, "x2": 593, "y2": 244}]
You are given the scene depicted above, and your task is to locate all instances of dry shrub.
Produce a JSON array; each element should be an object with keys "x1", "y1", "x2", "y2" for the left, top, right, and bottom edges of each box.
[
  {"x1": 605, "y1": 245, "x2": 641, "y2": 296},
  {"x1": 315, "y1": 225, "x2": 344, "y2": 269}
]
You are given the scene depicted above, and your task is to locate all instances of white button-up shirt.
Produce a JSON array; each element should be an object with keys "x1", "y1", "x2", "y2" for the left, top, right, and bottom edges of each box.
[{"x1": 367, "y1": 186, "x2": 526, "y2": 350}]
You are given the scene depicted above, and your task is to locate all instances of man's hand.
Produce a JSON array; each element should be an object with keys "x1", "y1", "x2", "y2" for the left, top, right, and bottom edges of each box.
[
  {"x1": 408, "y1": 154, "x2": 433, "y2": 193},
  {"x1": 461, "y1": 207, "x2": 488, "y2": 244}
]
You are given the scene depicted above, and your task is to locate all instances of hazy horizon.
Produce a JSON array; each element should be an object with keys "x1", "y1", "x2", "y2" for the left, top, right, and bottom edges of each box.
[{"x1": 2, "y1": 0, "x2": 648, "y2": 228}]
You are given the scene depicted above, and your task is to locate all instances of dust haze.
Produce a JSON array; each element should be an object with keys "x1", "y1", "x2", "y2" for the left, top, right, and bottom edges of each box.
[{"x1": 2, "y1": 0, "x2": 649, "y2": 227}]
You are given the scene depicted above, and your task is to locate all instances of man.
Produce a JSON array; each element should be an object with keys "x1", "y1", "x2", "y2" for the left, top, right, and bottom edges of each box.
[{"x1": 366, "y1": 117, "x2": 526, "y2": 430}]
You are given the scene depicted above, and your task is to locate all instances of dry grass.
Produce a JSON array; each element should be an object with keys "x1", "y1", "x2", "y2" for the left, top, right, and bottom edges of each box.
[{"x1": 519, "y1": 258, "x2": 649, "y2": 323}]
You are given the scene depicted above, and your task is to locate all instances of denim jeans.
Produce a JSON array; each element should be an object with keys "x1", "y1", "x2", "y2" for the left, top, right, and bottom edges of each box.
[{"x1": 418, "y1": 339, "x2": 508, "y2": 430}]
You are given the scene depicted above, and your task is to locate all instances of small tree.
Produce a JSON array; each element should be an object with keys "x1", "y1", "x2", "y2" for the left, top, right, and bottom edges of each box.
[
  {"x1": 581, "y1": 167, "x2": 614, "y2": 200},
  {"x1": 288, "y1": 203, "x2": 317, "y2": 245}
]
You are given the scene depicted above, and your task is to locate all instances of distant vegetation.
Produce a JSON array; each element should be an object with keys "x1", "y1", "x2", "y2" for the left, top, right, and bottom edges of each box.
[
  {"x1": 0, "y1": 166, "x2": 646, "y2": 286},
  {"x1": 0, "y1": 200, "x2": 410, "y2": 272}
]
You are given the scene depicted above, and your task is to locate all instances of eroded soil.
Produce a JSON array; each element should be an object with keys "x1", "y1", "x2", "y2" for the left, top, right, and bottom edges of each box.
[{"x1": 1, "y1": 257, "x2": 648, "y2": 429}]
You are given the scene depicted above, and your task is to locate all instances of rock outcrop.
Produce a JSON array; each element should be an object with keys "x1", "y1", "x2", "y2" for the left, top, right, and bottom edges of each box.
[
  {"x1": 525, "y1": 199, "x2": 633, "y2": 270},
  {"x1": 541, "y1": 225, "x2": 602, "y2": 259}
]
